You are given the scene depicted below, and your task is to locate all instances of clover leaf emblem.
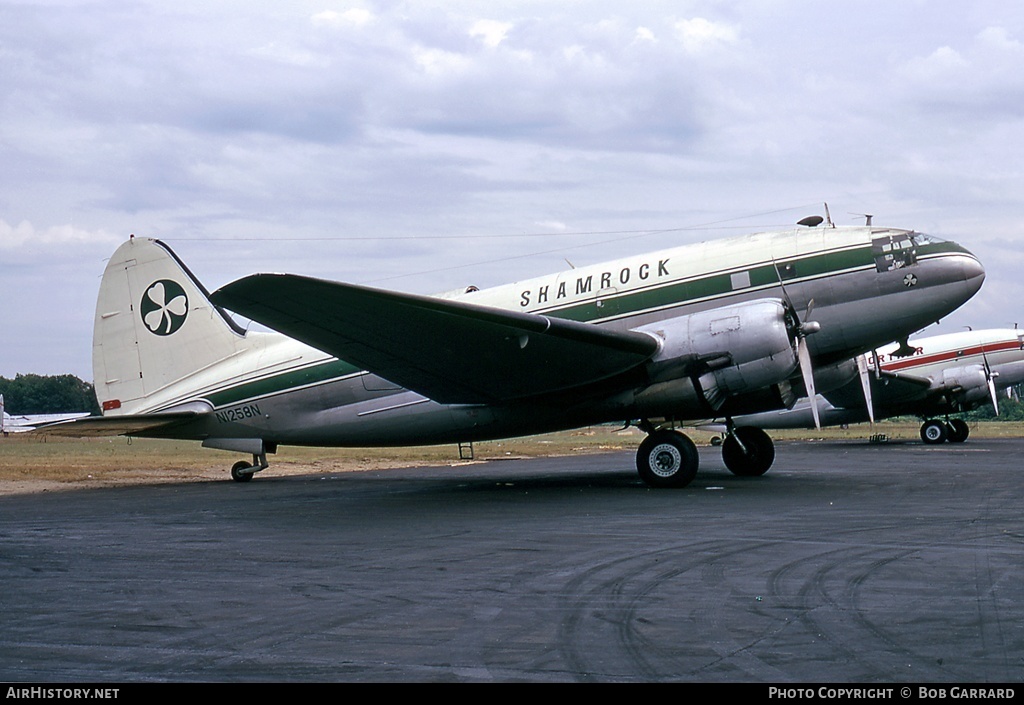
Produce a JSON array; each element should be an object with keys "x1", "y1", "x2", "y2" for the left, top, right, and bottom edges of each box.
[{"x1": 141, "y1": 280, "x2": 189, "y2": 336}]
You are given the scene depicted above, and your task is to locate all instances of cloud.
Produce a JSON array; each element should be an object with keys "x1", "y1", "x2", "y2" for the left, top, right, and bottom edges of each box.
[
  {"x1": 0, "y1": 221, "x2": 120, "y2": 255},
  {"x1": 673, "y1": 17, "x2": 739, "y2": 53},
  {"x1": 897, "y1": 25, "x2": 1024, "y2": 117},
  {"x1": 470, "y1": 19, "x2": 513, "y2": 48},
  {"x1": 312, "y1": 8, "x2": 374, "y2": 29}
]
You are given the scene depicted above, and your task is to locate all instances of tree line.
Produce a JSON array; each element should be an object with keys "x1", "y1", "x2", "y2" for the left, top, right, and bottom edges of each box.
[
  {"x1": 0, "y1": 374, "x2": 100, "y2": 415},
  {"x1": 963, "y1": 386, "x2": 1024, "y2": 421}
]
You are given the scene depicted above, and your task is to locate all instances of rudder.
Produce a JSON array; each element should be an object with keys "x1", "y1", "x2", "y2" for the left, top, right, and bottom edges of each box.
[{"x1": 93, "y1": 237, "x2": 247, "y2": 415}]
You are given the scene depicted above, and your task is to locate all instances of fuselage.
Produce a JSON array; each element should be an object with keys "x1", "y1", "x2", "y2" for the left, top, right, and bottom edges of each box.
[
  {"x1": 874, "y1": 328, "x2": 1024, "y2": 379},
  {"x1": 116, "y1": 225, "x2": 984, "y2": 447}
]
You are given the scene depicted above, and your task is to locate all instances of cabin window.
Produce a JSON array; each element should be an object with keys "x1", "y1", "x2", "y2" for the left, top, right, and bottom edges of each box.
[{"x1": 730, "y1": 271, "x2": 751, "y2": 290}]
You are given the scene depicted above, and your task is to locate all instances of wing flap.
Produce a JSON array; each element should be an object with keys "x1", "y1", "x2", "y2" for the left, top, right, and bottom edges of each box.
[{"x1": 212, "y1": 274, "x2": 659, "y2": 404}]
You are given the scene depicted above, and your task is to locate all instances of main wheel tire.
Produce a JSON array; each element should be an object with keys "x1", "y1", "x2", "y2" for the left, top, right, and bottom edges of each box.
[
  {"x1": 920, "y1": 419, "x2": 948, "y2": 444},
  {"x1": 946, "y1": 419, "x2": 970, "y2": 443},
  {"x1": 636, "y1": 430, "x2": 699, "y2": 488},
  {"x1": 722, "y1": 426, "x2": 775, "y2": 477},
  {"x1": 231, "y1": 460, "x2": 255, "y2": 482}
]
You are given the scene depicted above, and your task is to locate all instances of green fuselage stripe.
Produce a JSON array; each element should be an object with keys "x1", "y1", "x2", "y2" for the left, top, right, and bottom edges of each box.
[{"x1": 204, "y1": 358, "x2": 362, "y2": 408}]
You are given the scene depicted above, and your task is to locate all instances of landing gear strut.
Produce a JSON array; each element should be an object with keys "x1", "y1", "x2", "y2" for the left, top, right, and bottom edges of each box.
[
  {"x1": 722, "y1": 426, "x2": 776, "y2": 477},
  {"x1": 946, "y1": 418, "x2": 970, "y2": 443},
  {"x1": 636, "y1": 427, "x2": 699, "y2": 488}
]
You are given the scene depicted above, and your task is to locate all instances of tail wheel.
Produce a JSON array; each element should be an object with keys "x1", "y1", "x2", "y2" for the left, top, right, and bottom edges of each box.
[
  {"x1": 636, "y1": 430, "x2": 699, "y2": 488},
  {"x1": 722, "y1": 426, "x2": 775, "y2": 477},
  {"x1": 230, "y1": 461, "x2": 255, "y2": 482},
  {"x1": 920, "y1": 419, "x2": 948, "y2": 445}
]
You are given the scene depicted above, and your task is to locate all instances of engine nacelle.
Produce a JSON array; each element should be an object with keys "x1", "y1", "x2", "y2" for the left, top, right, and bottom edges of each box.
[
  {"x1": 635, "y1": 299, "x2": 799, "y2": 411},
  {"x1": 805, "y1": 357, "x2": 859, "y2": 397},
  {"x1": 938, "y1": 364, "x2": 990, "y2": 408}
]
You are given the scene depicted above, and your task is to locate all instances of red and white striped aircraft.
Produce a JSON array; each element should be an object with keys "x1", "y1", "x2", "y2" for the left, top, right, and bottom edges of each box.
[{"x1": 714, "y1": 327, "x2": 1024, "y2": 444}]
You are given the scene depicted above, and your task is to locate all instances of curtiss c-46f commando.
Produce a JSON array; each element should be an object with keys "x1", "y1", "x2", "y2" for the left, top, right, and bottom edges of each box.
[{"x1": 41, "y1": 218, "x2": 985, "y2": 487}]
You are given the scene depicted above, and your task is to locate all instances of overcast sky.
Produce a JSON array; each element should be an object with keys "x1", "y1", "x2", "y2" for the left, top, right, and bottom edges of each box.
[{"x1": 2, "y1": 0, "x2": 1023, "y2": 381}]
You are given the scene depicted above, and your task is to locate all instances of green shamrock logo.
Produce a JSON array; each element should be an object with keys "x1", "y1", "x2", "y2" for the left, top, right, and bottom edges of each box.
[{"x1": 141, "y1": 280, "x2": 188, "y2": 336}]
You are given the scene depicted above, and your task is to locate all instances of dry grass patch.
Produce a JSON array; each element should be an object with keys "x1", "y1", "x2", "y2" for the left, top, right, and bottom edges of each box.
[{"x1": 2, "y1": 421, "x2": 1021, "y2": 495}]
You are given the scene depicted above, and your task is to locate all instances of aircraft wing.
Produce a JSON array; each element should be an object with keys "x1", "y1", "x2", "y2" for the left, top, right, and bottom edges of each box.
[
  {"x1": 212, "y1": 274, "x2": 660, "y2": 404},
  {"x1": 31, "y1": 412, "x2": 201, "y2": 438},
  {"x1": 2, "y1": 412, "x2": 88, "y2": 433},
  {"x1": 824, "y1": 369, "x2": 933, "y2": 410}
]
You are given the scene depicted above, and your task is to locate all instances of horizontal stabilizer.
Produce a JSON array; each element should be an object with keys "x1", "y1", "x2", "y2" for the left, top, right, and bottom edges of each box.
[
  {"x1": 212, "y1": 274, "x2": 660, "y2": 404},
  {"x1": 32, "y1": 412, "x2": 201, "y2": 438}
]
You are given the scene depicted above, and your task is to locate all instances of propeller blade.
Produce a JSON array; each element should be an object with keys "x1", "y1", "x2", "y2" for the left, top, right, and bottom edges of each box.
[
  {"x1": 773, "y1": 261, "x2": 801, "y2": 322},
  {"x1": 856, "y1": 354, "x2": 876, "y2": 425},
  {"x1": 982, "y1": 350, "x2": 1000, "y2": 416},
  {"x1": 797, "y1": 338, "x2": 820, "y2": 430},
  {"x1": 776, "y1": 260, "x2": 821, "y2": 429},
  {"x1": 989, "y1": 377, "x2": 1000, "y2": 416}
]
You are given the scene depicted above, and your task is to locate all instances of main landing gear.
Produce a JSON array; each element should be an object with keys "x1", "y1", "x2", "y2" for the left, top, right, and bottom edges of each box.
[
  {"x1": 634, "y1": 420, "x2": 778, "y2": 488},
  {"x1": 920, "y1": 418, "x2": 970, "y2": 445},
  {"x1": 721, "y1": 426, "x2": 776, "y2": 477},
  {"x1": 636, "y1": 428, "x2": 700, "y2": 488}
]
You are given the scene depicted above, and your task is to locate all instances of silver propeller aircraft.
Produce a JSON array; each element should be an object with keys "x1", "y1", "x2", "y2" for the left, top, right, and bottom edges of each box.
[
  {"x1": 40, "y1": 220, "x2": 985, "y2": 487},
  {"x1": 708, "y1": 327, "x2": 1024, "y2": 444},
  {"x1": 0, "y1": 395, "x2": 88, "y2": 435}
]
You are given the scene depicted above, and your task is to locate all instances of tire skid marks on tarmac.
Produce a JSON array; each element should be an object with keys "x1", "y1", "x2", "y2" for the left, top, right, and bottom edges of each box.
[
  {"x1": 764, "y1": 545, "x2": 964, "y2": 681},
  {"x1": 552, "y1": 537, "x2": 999, "y2": 683},
  {"x1": 969, "y1": 493, "x2": 1017, "y2": 681},
  {"x1": 554, "y1": 540, "x2": 788, "y2": 682}
]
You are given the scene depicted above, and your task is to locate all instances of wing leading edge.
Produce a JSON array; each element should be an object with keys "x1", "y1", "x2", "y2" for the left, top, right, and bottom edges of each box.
[{"x1": 212, "y1": 274, "x2": 660, "y2": 404}]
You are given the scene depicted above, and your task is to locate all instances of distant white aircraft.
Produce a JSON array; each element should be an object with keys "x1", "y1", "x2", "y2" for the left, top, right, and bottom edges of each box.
[
  {"x1": 36, "y1": 222, "x2": 984, "y2": 486},
  {"x1": 706, "y1": 328, "x2": 1024, "y2": 444},
  {"x1": 0, "y1": 395, "x2": 88, "y2": 434}
]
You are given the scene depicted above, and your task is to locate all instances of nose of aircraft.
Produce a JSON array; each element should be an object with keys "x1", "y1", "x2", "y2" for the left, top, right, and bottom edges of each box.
[
  {"x1": 918, "y1": 241, "x2": 985, "y2": 321},
  {"x1": 961, "y1": 252, "x2": 985, "y2": 290},
  {"x1": 955, "y1": 250, "x2": 986, "y2": 304}
]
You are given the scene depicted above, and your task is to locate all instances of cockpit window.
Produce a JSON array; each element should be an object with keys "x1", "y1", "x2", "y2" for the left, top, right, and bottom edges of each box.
[
  {"x1": 872, "y1": 232, "x2": 920, "y2": 273},
  {"x1": 909, "y1": 232, "x2": 945, "y2": 246}
]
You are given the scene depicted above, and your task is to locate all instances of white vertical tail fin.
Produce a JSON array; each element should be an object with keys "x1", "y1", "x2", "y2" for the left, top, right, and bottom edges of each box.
[{"x1": 93, "y1": 237, "x2": 247, "y2": 415}]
